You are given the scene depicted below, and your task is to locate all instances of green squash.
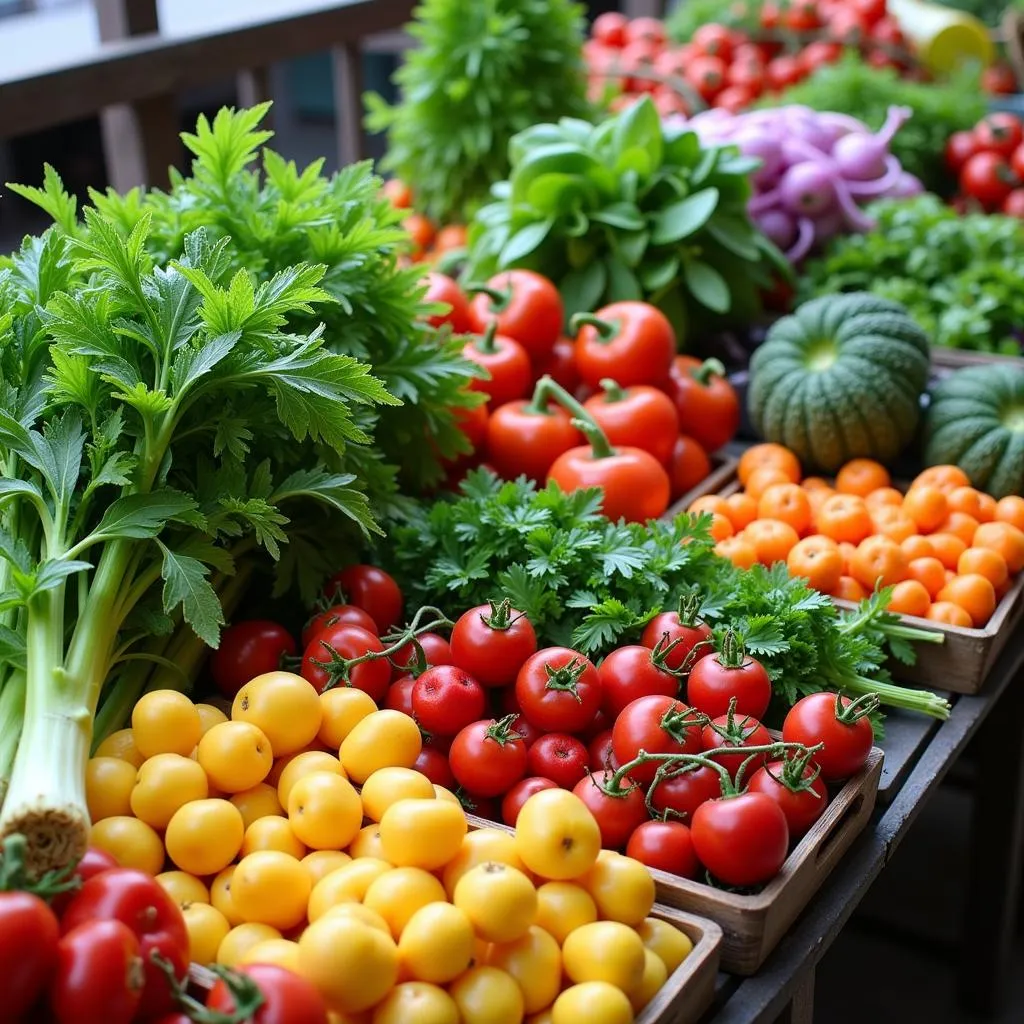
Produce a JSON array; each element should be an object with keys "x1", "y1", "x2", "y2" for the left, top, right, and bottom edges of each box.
[
  {"x1": 748, "y1": 293, "x2": 931, "y2": 472},
  {"x1": 923, "y1": 364, "x2": 1024, "y2": 500}
]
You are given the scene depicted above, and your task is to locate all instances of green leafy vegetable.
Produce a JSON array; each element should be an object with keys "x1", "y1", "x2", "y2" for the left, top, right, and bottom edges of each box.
[{"x1": 666, "y1": 0, "x2": 763, "y2": 40}]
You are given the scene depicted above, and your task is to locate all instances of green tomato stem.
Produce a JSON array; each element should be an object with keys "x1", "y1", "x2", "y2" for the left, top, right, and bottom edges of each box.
[
  {"x1": 691, "y1": 358, "x2": 727, "y2": 386},
  {"x1": 530, "y1": 375, "x2": 617, "y2": 460},
  {"x1": 598, "y1": 378, "x2": 627, "y2": 403},
  {"x1": 569, "y1": 312, "x2": 620, "y2": 343}
]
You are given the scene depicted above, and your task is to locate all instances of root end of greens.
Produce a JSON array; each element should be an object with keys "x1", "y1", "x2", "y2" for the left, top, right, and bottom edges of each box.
[{"x1": 0, "y1": 808, "x2": 88, "y2": 879}]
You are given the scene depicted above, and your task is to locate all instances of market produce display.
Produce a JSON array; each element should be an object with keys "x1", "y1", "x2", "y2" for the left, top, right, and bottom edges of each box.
[{"x1": 946, "y1": 111, "x2": 1024, "y2": 213}]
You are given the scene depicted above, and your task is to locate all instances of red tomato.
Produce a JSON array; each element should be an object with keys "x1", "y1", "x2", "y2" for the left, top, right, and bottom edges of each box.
[
  {"x1": 592, "y1": 11, "x2": 628, "y2": 47},
  {"x1": 686, "y1": 55, "x2": 729, "y2": 101},
  {"x1": 1011, "y1": 144, "x2": 1024, "y2": 181},
  {"x1": 382, "y1": 178, "x2": 412, "y2": 209},
  {"x1": 867, "y1": 15, "x2": 905, "y2": 49},
  {"x1": 527, "y1": 733, "x2": 590, "y2": 789},
  {"x1": 799, "y1": 40, "x2": 842, "y2": 74},
  {"x1": 648, "y1": 763, "x2": 722, "y2": 822},
  {"x1": 975, "y1": 113, "x2": 1024, "y2": 158},
  {"x1": 850, "y1": 0, "x2": 887, "y2": 24},
  {"x1": 692, "y1": 23, "x2": 734, "y2": 60},
  {"x1": 467, "y1": 271, "x2": 563, "y2": 362},
  {"x1": 50, "y1": 920, "x2": 143, "y2": 1024},
  {"x1": 51, "y1": 847, "x2": 120, "y2": 916},
  {"x1": 668, "y1": 435, "x2": 712, "y2": 502},
  {"x1": 582, "y1": 382, "x2": 679, "y2": 465},
  {"x1": 501, "y1": 777, "x2": 560, "y2": 826},
  {"x1": 1003, "y1": 188, "x2": 1024, "y2": 217},
  {"x1": 611, "y1": 695, "x2": 704, "y2": 785},
  {"x1": 423, "y1": 272, "x2": 473, "y2": 333},
  {"x1": 760, "y1": 1, "x2": 782, "y2": 28},
  {"x1": 449, "y1": 602, "x2": 538, "y2": 688},
  {"x1": 701, "y1": 711, "x2": 772, "y2": 779},
  {"x1": 784, "y1": 0, "x2": 821, "y2": 31},
  {"x1": 413, "y1": 745, "x2": 457, "y2": 788},
  {"x1": 572, "y1": 771, "x2": 649, "y2": 849},
  {"x1": 323, "y1": 565, "x2": 403, "y2": 634},
  {"x1": 300, "y1": 623, "x2": 390, "y2": 701},
  {"x1": 515, "y1": 647, "x2": 602, "y2": 734},
  {"x1": 960, "y1": 151, "x2": 1017, "y2": 210},
  {"x1": 620, "y1": 40, "x2": 660, "y2": 93},
  {"x1": 685, "y1": 634, "x2": 772, "y2": 721},
  {"x1": 573, "y1": 301, "x2": 676, "y2": 390},
  {"x1": 765, "y1": 55, "x2": 805, "y2": 91},
  {"x1": 626, "y1": 820, "x2": 700, "y2": 878},
  {"x1": 725, "y1": 60, "x2": 766, "y2": 97},
  {"x1": 207, "y1": 963, "x2": 329, "y2": 1024},
  {"x1": 598, "y1": 645, "x2": 681, "y2": 720},
  {"x1": 945, "y1": 130, "x2": 983, "y2": 175},
  {"x1": 451, "y1": 400, "x2": 490, "y2": 455},
  {"x1": 715, "y1": 85, "x2": 757, "y2": 113},
  {"x1": 782, "y1": 692, "x2": 873, "y2": 781},
  {"x1": 60, "y1": 870, "x2": 188, "y2": 1019},
  {"x1": 588, "y1": 729, "x2": 618, "y2": 773},
  {"x1": 384, "y1": 675, "x2": 416, "y2": 716},
  {"x1": 982, "y1": 63, "x2": 1018, "y2": 95},
  {"x1": 691, "y1": 793, "x2": 790, "y2": 886},
  {"x1": 666, "y1": 356, "x2": 740, "y2": 453},
  {"x1": 463, "y1": 329, "x2": 533, "y2": 408},
  {"x1": 640, "y1": 603, "x2": 714, "y2": 672},
  {"x1": 534, "y1": 337, "x2": 580, "y2": 394},
  {"x1": 624, "y1": 16, "x2": 666, "y2": 47},
  {"x1": 486, "y1": 400, "x2": 582, "y2": 482},
  {"x1": 0, "y1": 891, "x2": 60, "y2": 1017},
  {"x1": 210, "y1": 621, "x2": 297, "y2": 699},
  {"x1": 747, "y1": 759, "x2": 830, "y2": 839},
  {"x1": 448, "y1": 715, "x2": 529, "y2": 797},
  {"x1": 412, "y1": 665, "x2": 486, "y2": 737},
  {"x1": 825, "y1": 7, "x2": 870, "y2": 45},
  {"x1": 302, "y1": 605, "x2": 378, "y2": 648},
  {"x1": 390, "y1": 631, "x2": 454, "y2": 678}
]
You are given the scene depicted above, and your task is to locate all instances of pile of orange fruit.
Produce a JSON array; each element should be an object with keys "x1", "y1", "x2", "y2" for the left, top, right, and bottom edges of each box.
[
  {"x1": 689, "y1": 443, "x2": 1024, "y2": 628},
  {"x1": 381, "y1": 178, "x2": 467, "y2": 264}
]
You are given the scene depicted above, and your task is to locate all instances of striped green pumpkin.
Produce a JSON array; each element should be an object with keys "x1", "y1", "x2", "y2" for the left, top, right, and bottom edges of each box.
[
  {"x1": 748, "y1": 293, "x2": 931, "y2": 472},
  {"x1": 923, "y1": 364, "x2": 1024, "y2": 500}
]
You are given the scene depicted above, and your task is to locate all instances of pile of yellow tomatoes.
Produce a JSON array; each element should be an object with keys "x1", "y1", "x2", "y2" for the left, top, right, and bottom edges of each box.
[{"x1": 83, "y1": 671, "x2": 695, "y2": 1023}]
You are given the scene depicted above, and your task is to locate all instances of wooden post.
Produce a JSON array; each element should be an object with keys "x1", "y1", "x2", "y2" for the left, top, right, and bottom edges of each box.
[
  {"x1": 94, "y1": 0, "x2": 181, "y2": 190},
  {"x1": 331, "y1": 41, "x2": 365, "y2": 168},
  {"x1": 622, "y1": 0, "x2": 665, "y2": 16}
]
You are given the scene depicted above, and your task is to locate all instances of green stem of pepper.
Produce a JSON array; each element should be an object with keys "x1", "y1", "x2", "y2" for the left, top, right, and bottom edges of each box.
[
  {"x1": 598, "y1": 378, "x2": 628, "y2": 403},
  {"x1": 530, "y1": 375, "x2": 617, "y2": 460},
  {"x1": 691, "y1": 358, "x2": 727, "y2": 386},
  {"x1": 569, "y1": 312, "x2": 619, "y2": 342}
]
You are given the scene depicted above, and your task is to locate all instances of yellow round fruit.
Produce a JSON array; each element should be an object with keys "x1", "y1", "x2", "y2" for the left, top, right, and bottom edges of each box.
[
  {"x1": 131, "y1": 691, "x2": 201, "y2": 758},
  {"x1": 551, "y1": 982, "x2": 634, "y2": 1024},
  {"x1": 379, "y1": 798, "x2": 467, "y2": 871},
  {"x1": 397, "y1": 902, "x2": 475, "y2": 983},
  {"x1": 130, "y1": 753, "x2": 209, "y2": 829},
  {"x1": 164, "y1": 798, "x2": 245, "y2": 877},
  {"x1": 361, "y1": 767, "x2": 435, "y2": 822},
  {"x1": 156, "y1": 870, "x2": 210, "y2": 908},
  {"x1": 229, "y1": 783, "x2": 284, "y2": 828},
  {"x1": 231, "y1": 850, "x2": 311, "y2": 931},
  {"x1": 241, "y1": 816, "x2": 307, "y2": 860},
  {"x1": 636, "y1": 917, "x2": 693, "y2": 974},
  {"x1": 441, "y1": 829, "x2": 529, "y2": 898},
  {"x1": 433, "y1": 785, "x2": 460, "y2": 805},
  {"x1": 339, "y1": 710, "x2": 422, "y2": 785},
  {"x1": 198, "y1": 721, "x2": 273, "y2": 793},
  {"x1": 318, "y1": 687, "x2": 378, "y2": 750},
  {"x1": 85, "y1": 756, "x2": 137, "y2": 822},
  {"x1": 453, "y1": 862, "x2": 537, "y2": 944},
  {"x1": 363, "y1": 867, "x2": 448, "y2": 939},
  {"x1": 630, "y1": 948, "x2": 668, "y2": 1012},
  {"x1": 196, "y1": 702, "x2": 229, "y2": 735},
  {"x1": 211, "y1": 866, "x2": 244, "y2": 927},
  {"x1": 93, "y1": 728, "x2": 145, "y2": 768},
  {"x1": 301, "y1": 849, "x2": 352, "y2": 884},
  {"x1": 89, "y1": 816, "x2": 164, "y2": 875},
  {"x1": 562, "y1": 921, "x2": 646, "y2": 993},
  {"x1": 514, "y1": 789, "x2": 600, "y2": 881},
  {"x1": 372, "y1": 982, "x2": 459, "y2": 1024},
  {"x1": 238, "y1": 937, "x2": 302, "y2": 973},
  {"x1": 485, "y1": 925, "x2": 561, "y2": 1015},
  {"x1": 319, "y1": 902, "x2": 392, "y2": 934},
  {"x1": 232, "y1": 671, "x2": 323, "y2": 756},
  {"x1": 217, "y1": 922, "x2": 282, "y2": 967},
  {"x1": 183, "y1": 902, "x2": 231, "y2": 965},
  {"x1": 449, "y1": 966, "x2": 524, "y2": 1024},
  {"x1": 533, "y1": 882, "x2": 598, "y2": 945},
  {"x1": 348, "y1": 824, "x2": 387, "y2": 861},
  {"x1": 299, "y1": 917, "x2": 399, "y2": 1014},
  {"x1": 276, "y1": 751, "x2": 346, "y2": 807},
  {"x1": 580, "y1": 851, "x2": 655, "y2": 926},
  {"x1": 288, "y1": 771, "x2": 363, "y2": 850},
  {"x1": 308, "y1": 859, "x2": 392, "y2": 921}
]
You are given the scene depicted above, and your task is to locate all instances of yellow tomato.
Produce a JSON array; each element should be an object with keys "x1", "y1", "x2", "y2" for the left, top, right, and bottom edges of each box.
[
  {"x1": 361, "y1": 767, "x2": 435, "y2": 822},
  {"x1": 433, "y1": 785, "x2": 461, "y2": 805},
  {"x1": 241, "y1": 816, "x2": 307, "y2": 859},
  {"x1": 183, "y1": 902, "x2": 231, "y2": 965},
  {"x1": 239, "y1": 937, "x2": 302, "y2": 973},
  {"x1": 533, "y1": 882, "x2": 598, "y2": 945},
  {"x1": 277, "y1": 751, "x2": 346, "y2": 807},
  {"x1": 156, "y1": 870, "x2": 210, "y2": 908},
  {"x1": 551, "y1": 982, "x2": 633, "y2": 1024},
  {"x1": 196, "y1": 702, "x2": 229, "y2": 735},
  {"x1": 287, "y1": 771, "x2": 362, "y2": 850},
  {"x1": 397, "y1": 902, "x2": 475, "y2": 984},
  {"x1": 217, "y1": 922, "x2": 282, "y2": 967},
  {"x1": 363, "y1": 867, "x2": 448, "y2": 939},
  {"x1": 453, "y1": 862, "x2": 537, "y2": 944},
  {"x1": 372, "y1": 982, "x2": 459, "y2": 1024},
  {"x1": 630, "y1": 948, "x2": 668, "y2": 1012},
  {"x1": 318, "y1": 688, "x2": 378, "y2": 750},
  {"x1": 348, "y1": 824, "x2": 387, "y2": 861},
  {"x1": 302, "y1": 849, "x2": 352, "y2": 884},
  {"x1": 93, "y1": 728, "x2": 145, "y2": 768},
  {"x1": 527, "y1": 1013, "x2": 554, "y2": 1024},
  {"x1": 449, "y1": 966, "x2": 525, "y2": 1024},
  {"x1": 232, "y1": 850, "x2": 311, "y2": 930},
  {"x1": 211, "y1": 867, "x2": 244, "y2": 927},
  {"x1": 299, "y1": 917, "x2": 399, "y2": 1013},
  {"x1": 340, "y1": 710, "x2": 422, "y2": 785},
  {"x1": 562, "y1": 922, "x2": 646, "y2": 993},
  {"x1": 232, "y1": 671, "x2": 323, "y2": 756},
  {"x1": 514, "y1": 790, "x2": 600, "y2": 881},
  {"x1": 485, "y1": 925, "x2": 561, "y2": 1015},
  {"x1": 229, "y1": 783, "x2": 284, "y2": 828},
  {"x1": 131, "y1": 691, "x2": 202, "y2": 758},
  {"x1": 164, "y1": 798, "x2": 245, "y2": 877},
  {"x1": 636, "y1": 917, "x2": 692, "y2": 974},
  {"x1": 198, "y1": 721, "x2": 273, "y2": 793},
  {"x1": 89, "y1": 816, "x2": 165, "y2": 875},
  {"x1": 130, "y1": 753, "x2": 209, "y2": 829},
  {"x1": 307, "y1": 859, "x2": 392, "y2": 921},
  {"x1": 319, "y1": 903, "x2": 392, "y2": 935},
  {"x1": 441, "y1": 829, "x2": 529, "y2": 898},
  {"x1": 85, "y1": 756, "x2": 136, "y2": 821},
  {"x1": 379, "y1": 798, "x2": 467, "y2": 871},
  {"x1": 580, "y1": 851, "x2": 655, "y2": 927}
]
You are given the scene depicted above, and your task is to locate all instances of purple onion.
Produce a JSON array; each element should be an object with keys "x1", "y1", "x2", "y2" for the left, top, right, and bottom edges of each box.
[
  {"x1": 755, "y1": 207, "x2": 798, "y2": 249},
  {"x1": 886, "y1": 171, "x2": 925, "y2": 198},
  {"x1": 778, "y1": 162, "x2": 838, "y2": 216}
]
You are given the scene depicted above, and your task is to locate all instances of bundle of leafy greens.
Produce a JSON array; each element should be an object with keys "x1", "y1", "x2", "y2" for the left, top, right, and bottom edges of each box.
[
  {"x1": 365, "y1": 0, "x2": 593, "y2": 224},
  {"x1": 799, "y1": 195, "x2": 1024, "y2": 355},
  {"x1": 464, "y1": 96, "x2": 786, "y2": 340},
  {"x1": 380, "y1": 469, "x2": 951, "y2": 725},
  {"x1": 666, "y1": 0, "x2": 763, "y2": 40}
]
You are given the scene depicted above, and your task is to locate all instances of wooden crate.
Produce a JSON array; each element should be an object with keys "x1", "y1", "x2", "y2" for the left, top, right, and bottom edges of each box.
[
  {"x1": 188, "y1": 905, "x2": 722, "y2": 1024},
  {"x1": 671, "y1": 467, "x2": 1024, "y2": 695},
  {"x1": 930, "y1": 348, "x2": 1024, "y2": 371},
  {"x1": 667, "y1": 453, "x2": 741, "y2": 520}
]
